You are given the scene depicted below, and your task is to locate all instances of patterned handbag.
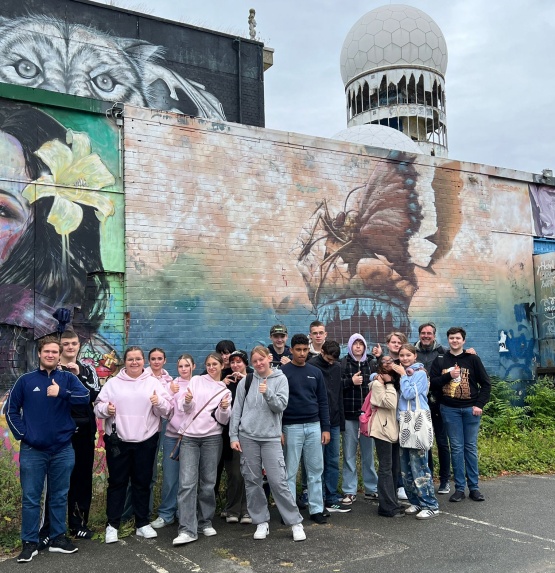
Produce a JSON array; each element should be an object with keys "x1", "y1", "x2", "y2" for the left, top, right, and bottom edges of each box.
[{"x1": 398, "y1": 391, "x2": 434, "y2": 450}]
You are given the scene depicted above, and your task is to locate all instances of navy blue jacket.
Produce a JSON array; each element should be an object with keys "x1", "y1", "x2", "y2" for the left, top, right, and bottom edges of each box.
[
  {"x1": 282, "y1": 362, "x2": 330, "y2": 431},
  {"x1": 7, "y1": 368, "x2": 89, "y2": 453}
]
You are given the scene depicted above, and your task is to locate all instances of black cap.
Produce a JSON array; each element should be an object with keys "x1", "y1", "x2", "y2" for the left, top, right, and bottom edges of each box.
[{"x1": 229, "y1": 350, "x2": 248, "y2": 366}]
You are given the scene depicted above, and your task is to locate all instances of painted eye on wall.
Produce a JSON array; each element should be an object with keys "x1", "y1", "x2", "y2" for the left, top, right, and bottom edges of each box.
[
  {"x1": 14, "y1": 59, "x2": 41, "y2": 79},
  {"x1": 92, "y1": 73, "x2": 115, "y2": 92}
]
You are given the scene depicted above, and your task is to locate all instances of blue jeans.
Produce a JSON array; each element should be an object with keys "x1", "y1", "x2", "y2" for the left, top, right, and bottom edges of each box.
[
  {"x1": 323, "y1": 426, "x2": 341, "y2": 505},
  {"x1": 177, "y1": 434, "x2": 222, "y2": 538},
  {"x1": 283, "y1": 422, "x2": 324, "y2": 514},
  {"x1": 20, "y1": 442, "x2": 75, "y2": 543},
  {"x1": 399, "y1": 447, "x2": 438, "y2": 510},
  {"x1": 440, "y1": 404, "x2": 482, "y2": 492},
  {"x1": 342, "y1": 419, "x2": 378, "y2": 495},
  {"x1": 156, "y1": 435, "x2": 181, "y2": 523}
]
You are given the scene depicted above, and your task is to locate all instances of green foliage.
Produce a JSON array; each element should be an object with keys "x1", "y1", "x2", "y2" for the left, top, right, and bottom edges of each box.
[
  {"x1": 480, "y1": 376, "x2": 530, "y2": 436},
  {"x1": 525, "y1": 377, "x2": 555, "y2": 429},
  {"x1": 0, "y1": 450, "x2": 21, "y2": 552}
]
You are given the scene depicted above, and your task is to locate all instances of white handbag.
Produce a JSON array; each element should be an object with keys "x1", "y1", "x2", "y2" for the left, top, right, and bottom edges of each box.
[{"x1": 398, "y1": 391, "x2": 434, "y2": 450}]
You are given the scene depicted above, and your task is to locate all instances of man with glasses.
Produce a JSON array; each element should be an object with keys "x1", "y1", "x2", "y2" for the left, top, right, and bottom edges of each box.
[{"x1": 415, "y1": 322, "x2": 451, "y2": 495}]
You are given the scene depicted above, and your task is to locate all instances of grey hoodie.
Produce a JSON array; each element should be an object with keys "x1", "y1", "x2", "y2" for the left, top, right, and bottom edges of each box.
[{"x1": 229, "y1": 369, "x2": 289, "y2": 443}]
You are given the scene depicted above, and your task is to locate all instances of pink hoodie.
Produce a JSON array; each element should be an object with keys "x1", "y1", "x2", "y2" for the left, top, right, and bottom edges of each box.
[
  {"x1": 178, "y1": 374, "x2": 232, "y2": 438},
  {"x1": 94, "y1": 368, "x2": 173, "y2": 442},
  {"x1": 165, "y1": 376, "x2": 192, "y2": 438},
  {"x1": 145, "y1": 366, "x2": 173, "y2": 390}
]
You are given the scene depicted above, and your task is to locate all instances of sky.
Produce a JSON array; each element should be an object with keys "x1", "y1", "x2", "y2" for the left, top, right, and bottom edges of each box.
[{"x1": 99, "y1": 0, "x2": 555, "y2": 175}]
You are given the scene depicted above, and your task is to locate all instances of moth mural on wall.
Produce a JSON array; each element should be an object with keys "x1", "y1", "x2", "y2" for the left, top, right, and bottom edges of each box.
[{"x1": 0, "y1": 15, "x2": 226, "y2": 120}]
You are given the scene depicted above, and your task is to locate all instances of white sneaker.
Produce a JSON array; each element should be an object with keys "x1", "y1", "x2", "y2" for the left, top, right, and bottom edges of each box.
[
  {"x1": 105, "y1": 525, "x2": 118, "y2": 544},
  {"x1": 173, "y1": 532, "x2": 196, "y2": 545},
  {"x1": 292, "y1": 523, "x2": 306, "y2": 542},
  {"x1": 253, "y1": 523, "x2": 269, "y2": 540},
  {"x1": 226, "y1": 515, "x2": 239, "y2": 523},
  {"x1": 240, "y1": 514, "x2": 253, "y2": 524},
  {"x1": 136, "y1": 524, "x2": 158, "y2": 538},
  {"x1": 415, "y1": 508, "x2": 440, "y2": 520},
  {"x1": 202, "y1": 526, "x2": 217, "y2": 537},
  {"x1": 150, "y1": 517, "x2": 174, "y2": 529},
  {"x1": 404, "y1": 504, "x2": 421, "y2": 515},
  {"x1": 397, "y1": 487, "x2": 408, "y2": 500}
]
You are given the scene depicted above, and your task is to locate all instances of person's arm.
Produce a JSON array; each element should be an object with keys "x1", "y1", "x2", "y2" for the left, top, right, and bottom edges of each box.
[
  {"x1": 6, "y1": 379, "x2": 26, "y2": 440},
  {"x1": 430, "y1": 356, "x2": 454, "y2": 390},
  {"x1": 400, "y1": 370, "x2": 428, "y2": 401},
  {"x1": 151, "y1": 379, "x2": 173, "y2": 418},
  {"x1": 229, "y1": 379, "x2": 246, "y2": 443},
  {"x1": 93, "y1": 381, "x2": 114, "y2": 419},
  {"x1": 62, "y1": 372, "x2": 90, "y2": 404},
  {"x1": 264, "y1": 376, "x2": 289, "y2": 413},
  {"x1": 215, "y1": 389, "x2": 233, "y2": 425},
  {"x1": 370, "y1": 377, "x2": 398, "y2": 410},
  {"x1": 473, "y1": 356, "x2": 491, "y2": 411},
  {"x1": 316, "y1": 372, "x2": 331, "y2": 433}
]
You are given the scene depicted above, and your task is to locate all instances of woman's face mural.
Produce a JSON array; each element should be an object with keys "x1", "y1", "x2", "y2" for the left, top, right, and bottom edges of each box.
[{"x1": 0, "y1": 130, "x2": 32, "y2": 264}]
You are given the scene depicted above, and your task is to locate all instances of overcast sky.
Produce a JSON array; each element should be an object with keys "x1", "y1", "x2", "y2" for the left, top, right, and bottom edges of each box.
[{"x1": 100, "y1": 0, "x2": 554, "y2": 175}]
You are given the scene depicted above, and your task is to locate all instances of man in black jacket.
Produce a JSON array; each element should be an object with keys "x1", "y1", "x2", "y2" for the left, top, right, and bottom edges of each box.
[
  {"x1": 309, "y1": 341, "x2": 350, "y2": 513},
  {"x1": 415, "y1": 322, "x2": 451, "y2": 494}
]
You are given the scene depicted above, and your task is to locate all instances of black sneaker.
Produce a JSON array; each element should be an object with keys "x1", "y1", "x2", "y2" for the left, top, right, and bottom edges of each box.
[
  {"x1": 17, "y1": 542, "x2": 38, "y2": 563},
  {"x1": 449, "y1": 490, "x2": 466, "y2": 503},
  {"x1": 322, "y1": 508, "x2": 331, "y2": 517},
  {"x1": 38, "y1": 535, "x2": 50, "y2": 551},
  {"x1": 49, "y1": 535, "x2": 78, "y2": 554},
  {"x1": 309, "y1": 512, "x2": 328, "y2": 524},
  {"x1": 325, "y1": 503, "x2": 352, "y2": 513},
  {"x1": 469, "y1": 489, "x2": 485, "y2": 502},
  {"x1": 71, "y1": 527, "x2": 94, "y2": 539}
]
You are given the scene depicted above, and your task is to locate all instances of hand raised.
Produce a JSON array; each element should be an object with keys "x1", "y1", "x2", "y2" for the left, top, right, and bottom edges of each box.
[
  {"x1": 46, "y1": 379, "x2": 60, "y2": 397},
  {"x1": 170, "y1": 381, "x2": 180, "y2": 393},
  {"x1": 259, "y1": 378, "x2": 267, "y2": 394},
  {"x1": 352, "y1": 371, "x2": 362, "y2": 385},
  {"x1": 150, "y1": 389, "x2": 159, "y2": 406},
  {"x1": 185, "y1": 388, "x2": 193, "y2": 404},
  {"x1": 220, "y1": 397, "x2": 229, "y2": 410},
  {"x1": 66, "y1": 362, "x2": 79, "y2": 375}
]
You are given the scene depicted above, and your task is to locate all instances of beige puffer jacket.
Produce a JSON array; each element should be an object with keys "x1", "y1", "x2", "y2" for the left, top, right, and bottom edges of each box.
[{"x1": 369, "y1": 379, "x2": 399, "y2": 443}]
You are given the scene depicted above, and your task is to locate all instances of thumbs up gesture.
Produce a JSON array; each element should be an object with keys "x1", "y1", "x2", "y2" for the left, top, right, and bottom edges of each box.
[
  {"x1": 107, "y1": 402, "x2": 116, "y2": 416},
  {"x1": 185, "y1": 388, "x2": 193, "y2": 404},
  {"x1": 150, "y1": 389, "x2": 159, "y2": 406},
  {"x1": 47, "y1": 379, "x2": 60, "y2": 397},
  {"x1": 170, "y1": 380, "x2": 180, "y2": 394}
]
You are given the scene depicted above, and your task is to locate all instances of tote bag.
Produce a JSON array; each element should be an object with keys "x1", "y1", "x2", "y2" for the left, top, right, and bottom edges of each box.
[{"x1": 398, "y1": 391, "x2": 433, "y2": 450}]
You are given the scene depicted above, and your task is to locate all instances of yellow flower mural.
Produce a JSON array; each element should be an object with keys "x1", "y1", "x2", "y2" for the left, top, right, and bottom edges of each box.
[{"x1": 22, "y1": 130, "x2": 115, "y2": 236}]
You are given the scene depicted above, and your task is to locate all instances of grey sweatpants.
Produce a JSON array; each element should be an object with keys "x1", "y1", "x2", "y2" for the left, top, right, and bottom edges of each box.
[{"x1": 238, "y1": 434, "x2": 303, "y2": 526}]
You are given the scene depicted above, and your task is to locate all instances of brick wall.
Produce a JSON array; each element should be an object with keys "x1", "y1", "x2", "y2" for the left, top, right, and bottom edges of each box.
[{"x1": 123, "y1": 106, "x2": 539, "y2": 378}]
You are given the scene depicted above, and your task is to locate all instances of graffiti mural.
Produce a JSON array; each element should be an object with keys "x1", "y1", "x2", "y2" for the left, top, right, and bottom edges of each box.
[
  {"x1": 0, "y1": 14, "x2": 226, "y2": 121},
  {"x1": 295, "y1": 156, "x2": 450, "y2": 346},
  {"x1": 123, "y1": 109, "x2": 504, "y2": 372},
  {"x1": 0, "y1": 99, "x2": 124, "y2": 390}
]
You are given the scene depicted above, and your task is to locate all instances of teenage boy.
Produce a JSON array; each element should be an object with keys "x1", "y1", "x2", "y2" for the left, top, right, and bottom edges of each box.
[
  {"x1": 307, "y1": 321, "x2": 327, "y2": 360},
  {"x1": 268, "y1": 325, "x2": 292, "y2": 368},
  {"x1": 340, "y1": 333, "x2": 378, "y2": 504},
  {"x1": 309, "y1": 340, "x2": 350, "y2": 513},
  {"x1": 39, "y1": 330, "x2": 101, "y2": 547},
  {"x1": 282, "y1": 334, "x2": 330, "y2": 524},
  {"x1": 430, "y1": 327, "x2": 491, "y2": 503},
  {"x1": 7, "y1": 336, "x2": 90, "y2": 563}
]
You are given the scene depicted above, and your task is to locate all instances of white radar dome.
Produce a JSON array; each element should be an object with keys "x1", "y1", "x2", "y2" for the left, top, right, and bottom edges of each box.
[
  {"x1": 340, "y1": 4, "x2": 448, "y2": 86},
  {"x1": 333, "y1": 124, "x2": 422, "y2": 154}
]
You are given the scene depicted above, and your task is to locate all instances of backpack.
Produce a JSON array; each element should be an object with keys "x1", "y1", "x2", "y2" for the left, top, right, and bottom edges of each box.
[{"x1": 359, "y1": 389, "x2": 377, "y2": 438}]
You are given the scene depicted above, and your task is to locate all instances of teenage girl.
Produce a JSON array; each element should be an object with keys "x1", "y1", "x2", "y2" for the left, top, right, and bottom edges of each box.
[
  {"x1": 151, "y1": 354, "x2": 195, "y2": 529},
  {"x1": 392, "y1": 343, "x2": 439, "y2": 520}
]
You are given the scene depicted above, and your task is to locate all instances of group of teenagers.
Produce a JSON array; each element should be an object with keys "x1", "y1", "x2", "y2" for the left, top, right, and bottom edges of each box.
[{"x1": 6, "y1": 321, "x2": 491, "y2": 563}]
